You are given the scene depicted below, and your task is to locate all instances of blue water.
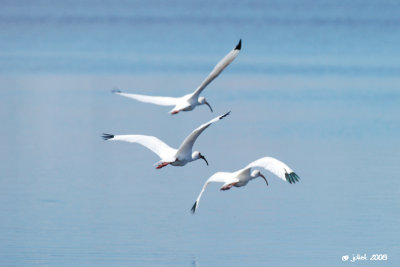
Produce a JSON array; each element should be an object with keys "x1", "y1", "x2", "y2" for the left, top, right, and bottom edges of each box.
[{"x1": 1, "y1": 0, "x2": 399, "y2": 266}]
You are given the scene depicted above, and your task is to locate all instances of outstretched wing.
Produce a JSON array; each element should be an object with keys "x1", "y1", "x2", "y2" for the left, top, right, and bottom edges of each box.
[
  {"x1": 191, "y1": 172, "x2": 236, "y2": 213},
  {"x1": 102, "y1": 133, "x2": 177, "y2": 161},
  {"x1": 177, "y1": 111, "x2": 230, "y2": 157},
  {"x1": 245, "y1": 157, "x2": 300, "y2": 184},
  {"x1": 112, "y1": 89, "x2": 179, "y2": 106},
  {"x1": 189, "y1": 39, "x2": 241, "y2": 100}
]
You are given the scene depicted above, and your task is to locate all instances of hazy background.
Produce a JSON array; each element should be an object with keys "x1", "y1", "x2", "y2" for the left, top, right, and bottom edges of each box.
[{"x1": 0, "y1": 0, "x2": 399, "y2": 266}]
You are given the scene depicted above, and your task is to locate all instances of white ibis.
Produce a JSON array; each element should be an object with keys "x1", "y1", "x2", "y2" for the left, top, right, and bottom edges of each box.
[
  {"x1": 102, "y1": 112, "x2": 230, "y2": 169},
  {"x1": 191, "y1": 157, "x2": 300, "y2": 213},
  {"x1": 112, "y1": 39, "x2": 241, "y2": 114}
]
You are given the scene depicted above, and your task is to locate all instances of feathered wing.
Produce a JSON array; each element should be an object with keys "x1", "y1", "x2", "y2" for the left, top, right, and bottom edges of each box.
[
  {"x1": 246, "y1": 157, "x2": 300, "y2": 184},
  {"x1": 189, "y1": 39, "x2": 241, "y2": 101},
  {"x1": 191, "y1": 172, "x2": 236, "y2": 213},
  {"x1": 176, "y1": 111, "x2": 230, "y2": 157},
  {"x1": 112, "y1": 89, "x2": 179, "y2": 106},
  {"x1": 102, "y1": 133, "x2": 177, "y2": 161}
]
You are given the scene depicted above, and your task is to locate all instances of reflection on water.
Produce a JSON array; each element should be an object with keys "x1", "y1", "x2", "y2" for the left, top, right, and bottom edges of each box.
[
  {"x1": 0, "y1": 0, "x2": 399, "y2": 266},
  {"x1": 192, "y1": 256, "x2": 198, "y2": 267}
]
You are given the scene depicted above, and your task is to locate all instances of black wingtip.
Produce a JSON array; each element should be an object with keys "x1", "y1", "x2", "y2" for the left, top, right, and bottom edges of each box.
[
  {"x1": 112, "y1": 88, "x2": 121, "y2": 94},
  {"x1": 285, "y1": 173, "x2": 291, "y2": 184},
  {"x1": 235, "y1": 39, "x2": 242, "y2": 50},
  {"x1": 292, "y1": 172, "x2": 300, "y2": 182},
  {"x1": 191, "y1": 202, "x2": 197, "y2": 214},
  {"x1": 285, "y1": 172, "x2": 300, "y2": 184},
  {"x1": 102, "y1": 133, "x2": 114, "y2": 140},
  {"x1": 220, "y1": 111, "x2": 231, "y2": 119}
]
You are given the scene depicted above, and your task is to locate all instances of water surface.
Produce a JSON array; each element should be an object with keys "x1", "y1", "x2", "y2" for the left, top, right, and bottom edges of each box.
[{"x1": 0, "y1": 0, "x2": 399, "y2": 266}]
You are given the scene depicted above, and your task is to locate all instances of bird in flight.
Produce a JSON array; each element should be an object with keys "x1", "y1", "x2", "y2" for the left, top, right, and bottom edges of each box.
[
  {"x1": 102, "y1": 112, "x2": 230, "y2": 169},
  {"x1": 112, "y1": 39, "x2": 242, "y2": 115},
  {"x1": 191, "y1": 157, "x2": 300, "y2": 213}
]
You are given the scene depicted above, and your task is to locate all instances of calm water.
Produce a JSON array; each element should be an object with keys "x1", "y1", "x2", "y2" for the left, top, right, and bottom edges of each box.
[{"x1": 1, "y1": 0, "x2": 399, "y2": 266}]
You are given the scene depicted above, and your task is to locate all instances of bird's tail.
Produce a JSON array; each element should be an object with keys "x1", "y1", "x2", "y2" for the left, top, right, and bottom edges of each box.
[{"x1": 102, "y1": 133, "x2": 115, "y2": 140}]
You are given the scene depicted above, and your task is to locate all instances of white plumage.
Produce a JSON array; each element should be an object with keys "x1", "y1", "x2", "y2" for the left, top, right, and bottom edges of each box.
[
  {"x1": 191, "y1": 157, "x2": 300, "y2": 213},
  {"x1": 102, "y1": 112, "x2": 230, "y2": 169},
  {"x1": 112, "y1": 40, "x2": 242, "y2": 114}
]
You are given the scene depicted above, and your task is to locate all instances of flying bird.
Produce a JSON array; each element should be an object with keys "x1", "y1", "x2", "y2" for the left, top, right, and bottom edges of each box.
[
  {"x1": 102, "y1": 112, "x2": 230, "y2": 169},
  {"x1": 191, "y1": 157, "x2": 300, "y2": 213},
  {"x1": 112, "y1": 39, "x2": 242, "y2": 115}
]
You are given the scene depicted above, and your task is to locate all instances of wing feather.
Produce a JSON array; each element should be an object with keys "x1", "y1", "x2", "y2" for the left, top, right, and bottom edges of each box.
[
  {"x1": 113, "y1": 90, "x2": 179, "y2": 106},
  {"x1": 190, "y1": 40, "x2": 241, "y2": 100},
  {"x1": 246, "y1": 157, "x2": 300, "y2": 184},
  {"x1": 191, "y1": 172, "x2": 235, "y2": 213},
  {"x1": 177, "y1": 111, "x2": 230, "y2": 157},
  {"x1": 102, "y1": 133, "x2": 176, "y2": 161}
]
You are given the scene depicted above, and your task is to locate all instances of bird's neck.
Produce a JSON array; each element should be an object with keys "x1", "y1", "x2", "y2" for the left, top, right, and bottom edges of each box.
[{"x1": 249, "y1": 174, "x2": 258, "y2": 180}]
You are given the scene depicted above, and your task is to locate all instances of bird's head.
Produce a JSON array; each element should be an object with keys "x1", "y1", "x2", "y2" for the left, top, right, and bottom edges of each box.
[
  {"x1": 198, "y1": 97, "x2": 213, "y2": 112},
  {"x1": 192, "y1": 151, "x2": 208, "y2": 165},
  {"x1": 251, "y1": 170, "x2": 268, "y2": 186}
]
